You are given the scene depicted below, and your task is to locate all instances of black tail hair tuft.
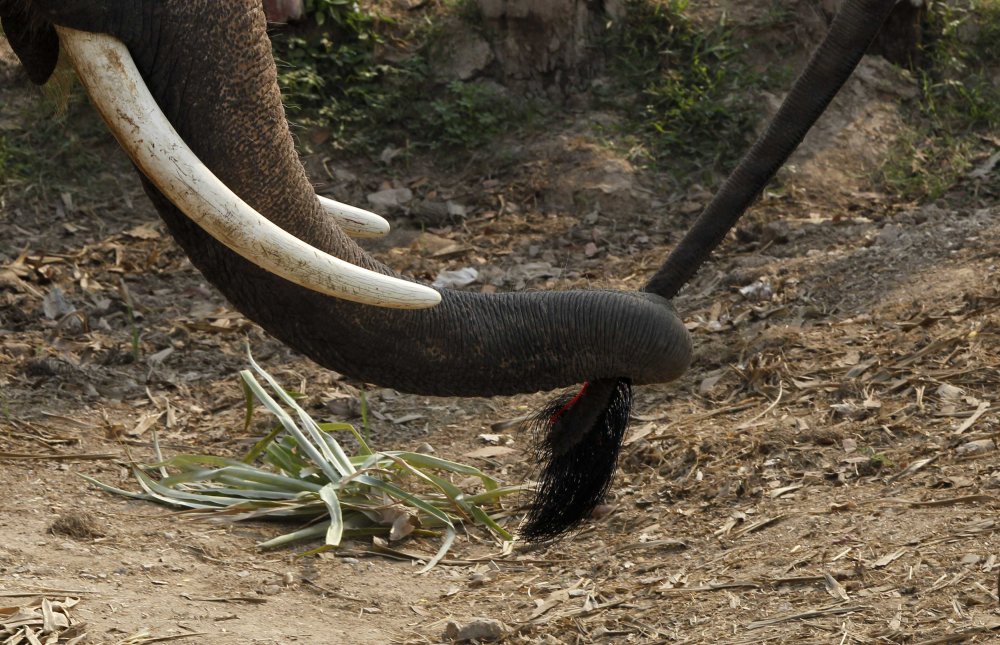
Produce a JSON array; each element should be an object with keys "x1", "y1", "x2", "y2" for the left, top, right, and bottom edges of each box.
[{"x1": 520, "y1": 377, "x2": 632, "y2": 541}]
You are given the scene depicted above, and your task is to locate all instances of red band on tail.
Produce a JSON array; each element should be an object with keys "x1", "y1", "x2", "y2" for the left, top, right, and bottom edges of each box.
[{"x1": 550, "y1": 381, "x2": 590, "y2": 424}]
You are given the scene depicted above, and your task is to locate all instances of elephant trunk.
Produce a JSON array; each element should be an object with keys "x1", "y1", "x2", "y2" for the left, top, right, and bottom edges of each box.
[{"x1": 105, "y1": 0, "x2": 691, "y2": 397}]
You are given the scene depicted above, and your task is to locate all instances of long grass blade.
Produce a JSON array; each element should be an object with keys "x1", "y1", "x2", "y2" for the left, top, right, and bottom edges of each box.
[
  {"x1": 247, "y1": 355, "x2": 356, "y2": 477},
  {"x1": 240, "y1": 370, "x2": 344, "y2": 483},
  {"x1": 258, "y1": 521, "x2": 330, "y2": 550},
  {"x1": 319, "y1": 483, "x2": 344, "y2": 547},
  {"x1": 242, "y1": 423, "x2": 283, "y2": 463},
  {"x1": 418, "y1": 525, "x2": 456, "y2": 574}
]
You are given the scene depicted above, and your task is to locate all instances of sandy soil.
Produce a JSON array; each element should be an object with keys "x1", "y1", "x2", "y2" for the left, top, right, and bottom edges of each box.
[{"x1": 2, "y1": 7, "x2": 999, "y2": 645}]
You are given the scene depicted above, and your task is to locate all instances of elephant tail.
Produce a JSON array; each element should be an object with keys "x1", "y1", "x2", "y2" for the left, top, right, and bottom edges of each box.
[{"x1": 521, "y1": 377, "x2": 631, "y2": 540}]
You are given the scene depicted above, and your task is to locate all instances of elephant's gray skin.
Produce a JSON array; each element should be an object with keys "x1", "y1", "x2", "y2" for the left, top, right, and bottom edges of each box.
[
  {"x1": 1, "y1": 0, "x2": 897, "y2": 538},
  {"x1": 1, "y1": 0, "x2": 692, "y2": 398}
]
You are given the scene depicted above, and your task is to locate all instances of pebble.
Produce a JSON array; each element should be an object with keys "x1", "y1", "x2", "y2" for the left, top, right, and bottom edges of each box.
[
  {"x1": 444, "y1": 618, "x2": 505, "y2": 642},
  {"x1": 956, "y1": 439, "x2": 995, "y2": 456}
]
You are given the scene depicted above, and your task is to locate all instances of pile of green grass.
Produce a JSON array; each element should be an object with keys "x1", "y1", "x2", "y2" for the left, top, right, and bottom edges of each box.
[{"x1": 87, "y1": 355, "x2": 522, "y2": 571}]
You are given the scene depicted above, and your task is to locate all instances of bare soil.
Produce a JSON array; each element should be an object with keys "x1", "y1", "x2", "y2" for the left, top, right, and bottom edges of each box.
[{"x1": 2, "y1": 9, "x2": 999, "y2": 645}]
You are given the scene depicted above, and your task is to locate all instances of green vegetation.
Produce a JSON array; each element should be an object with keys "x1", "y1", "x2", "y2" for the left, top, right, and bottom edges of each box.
[
  {"x1": 0, "y1": 93, "x2": 109, "y2": 202},
  {"x1": 302, "y1": 0, "x2": 368, "y2": 27},
  {"x1": 86, "y1": 356, "x2": 521, "y2": 569},
  {"x1": 273, "y1": 0, "x2": 764, "y2": 174},
  {"x1": 600, "y1": 0, "x2": 760, "y2": 178},
  {"x1": 272, "y1": 2, "x2": 525, "y2": 156},
  {"x1": 881, "y1": 0, "x2": 1000, "y2": 199},
  {"x1": 0, "y1": 135, "x2": 11, "y2": 190}
]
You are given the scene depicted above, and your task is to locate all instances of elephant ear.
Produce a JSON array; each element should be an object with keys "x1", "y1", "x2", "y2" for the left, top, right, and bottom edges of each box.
[
  {"x1": 1, "y1": 7, "x2": 60, "y2": 85},
  {"x1": 2, "y1": 0, "x2": 141, "y2": 85}
]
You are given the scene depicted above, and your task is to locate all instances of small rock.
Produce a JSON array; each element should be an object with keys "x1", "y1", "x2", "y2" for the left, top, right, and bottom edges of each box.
[
  {"x1": 956, "y1": 439, "x2": 995, "y2": 456},
  {"x1": 325, "y1": 396, "x2": 361, "y2": 419},
  {"x1": 411, "y1": 200, "x2": 452, "y2": 225},
  {"x1": 739, "y1": 278, "x2": 774, "y2": 302},
  {"x1": 877, "y1": 224, "x2": 903, "y2": 245},
  {"x1": 444, "y1": 618, "x2": 505, "y2": 642},
  {"x1": 936, "y1": 383, "x2": 964, "y2": 401},
  {"x1": 590, "y1": 503, "x2": 615, "y2": 520},
  {"x1": 447, "y1": 201, "x2": 467, "y2": 218},
  {"x1": 429, "y1": 30, "x2": 494, "y2": 81},
  {"x1": 379, "y1": 145, "x2": 403, "y2": 165},
  {"x1": 830, "y1": 402, "x2": 869, "y2": 420},
  {"x1": 679, "y1": 200, "x2": 702, "y2": 215}
]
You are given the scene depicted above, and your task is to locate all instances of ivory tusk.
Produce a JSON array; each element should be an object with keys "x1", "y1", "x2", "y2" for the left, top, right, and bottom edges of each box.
[
  {"x1": 318, "y1": 196, "x2": 390, "y2": 238},
  {"x1": 57, "y1": 27, "x2": 439, "y2": 309}
]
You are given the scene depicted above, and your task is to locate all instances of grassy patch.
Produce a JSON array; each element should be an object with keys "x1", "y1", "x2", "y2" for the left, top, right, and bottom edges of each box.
[
  {"x1": 273, "y1": 1, "x2": 764, "y2": 174},
  {"x1": 599, "y1": 0, "x2": 761, "y2": 180},
  {"x1": 272, "y1": 2, "x2": 527, "y2": 156},
  {"x1": 0, "y1": 92, "x2": 110, "y2": 204},
  {"x1": 0, "y1": 134, "x2": 11, "y2": 189},
  {"x1": 881, "y1": 0, "x2": 1000, "y2": 200}
]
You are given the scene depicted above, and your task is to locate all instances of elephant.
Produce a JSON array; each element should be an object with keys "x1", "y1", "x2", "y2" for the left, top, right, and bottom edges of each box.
[{"x1": 0, "y1": 0, "x2": 898, "y2": 539}]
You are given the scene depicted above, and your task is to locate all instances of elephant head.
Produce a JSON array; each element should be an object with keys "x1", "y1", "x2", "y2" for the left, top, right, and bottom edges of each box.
[{"x1": 1, "y1": 0, "x2": 897, "y2": 538}]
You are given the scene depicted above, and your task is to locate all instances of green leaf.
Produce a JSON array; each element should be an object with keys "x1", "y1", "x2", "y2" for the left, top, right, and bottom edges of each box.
[
  {"x1": 242, "y1": 423, "x2": 283, "y2": 464},
  {"x1": 319, "y1": 483, "x2": 344, "y2": 547}
]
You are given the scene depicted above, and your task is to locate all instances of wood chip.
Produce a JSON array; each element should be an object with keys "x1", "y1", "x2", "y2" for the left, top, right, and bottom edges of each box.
[
  {"x1": 731, "y1": 514, "x2": 791, "y2": 539},
  {"x1": 823, "y1": 572, "x2": 849, "y2": 600},
  {"x1": 872, "y1": 548, "x2": 907, "y2": 568},
  {"x1": 658, "y1": 581, "x2": 761, "y2": 593},
  {"x1": 953, "y1": 401, "x2": 991, "y2": 434},
  {"x1": 887, "y1": 455, "x2": 938, "y2": 483},
  {"x1": 745, "y1": 603, "x2": 867, "y2": 630}
]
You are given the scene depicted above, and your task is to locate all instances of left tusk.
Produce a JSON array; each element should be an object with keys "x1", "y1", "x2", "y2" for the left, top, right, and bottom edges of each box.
[
  {"x1": 318, "y1": 196, "x2": 390, "y2": 238},
  {"x1": 56, "y1": 27, "x2": 440, "y2": 310}
]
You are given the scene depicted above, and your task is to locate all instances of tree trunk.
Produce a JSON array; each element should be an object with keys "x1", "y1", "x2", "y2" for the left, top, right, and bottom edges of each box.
[
  {"x1": 872, "y1": 0, "x2": 926, "y2": 68},
  {"x1": 475, "y1": 0, "x2": 623, "y2": 100},
  {"x1": 824, "y1": 0, "x2": 927, "y2": 68}
]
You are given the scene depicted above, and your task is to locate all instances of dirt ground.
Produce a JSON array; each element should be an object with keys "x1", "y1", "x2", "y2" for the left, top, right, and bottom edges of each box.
[{"x1": 2, "y1": 8, "x2": 999, "y2": 645}]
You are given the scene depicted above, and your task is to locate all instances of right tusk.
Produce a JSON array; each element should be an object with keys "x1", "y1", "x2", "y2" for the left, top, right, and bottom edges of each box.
[
  {"x1": 57, "y1": 27, "x2": 440, "y2": 310},
  {"x1": 318, "y1": 196, "x2": 390, "y2": 238}
]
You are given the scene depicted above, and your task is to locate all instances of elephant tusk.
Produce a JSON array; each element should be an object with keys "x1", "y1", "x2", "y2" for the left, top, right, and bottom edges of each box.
[
  {"x1": 317, "y1": 196, "x2": 390, "y2": 238},
  {"x1": 57, "y1": 27, "x2": 439, "y2": 310}
]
